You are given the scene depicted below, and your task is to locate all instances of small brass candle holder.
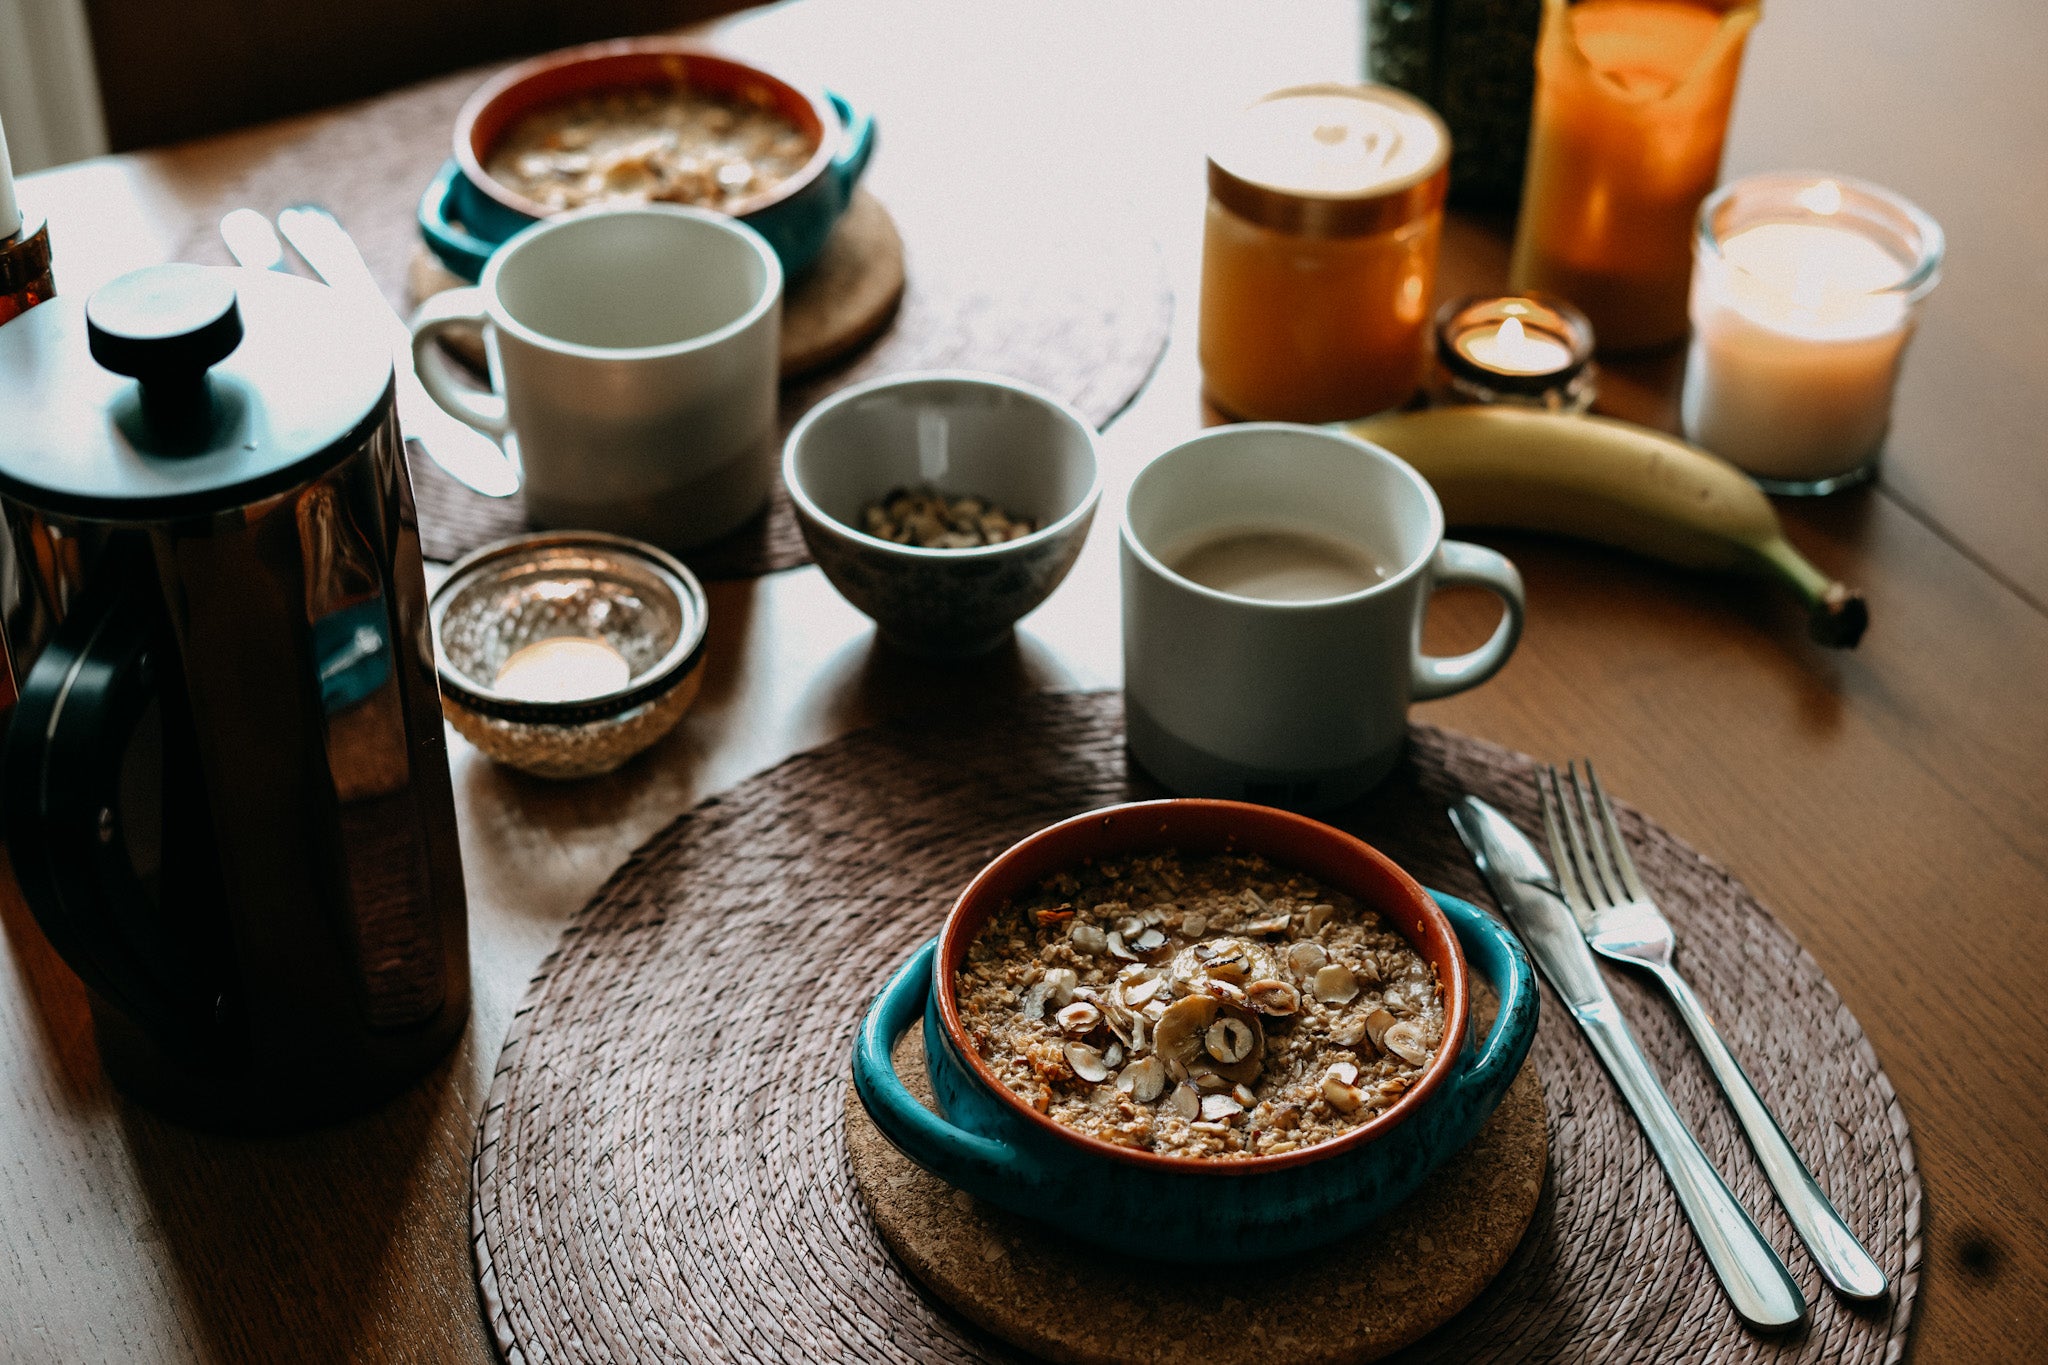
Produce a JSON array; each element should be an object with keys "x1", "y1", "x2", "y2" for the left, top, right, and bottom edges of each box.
[{"x1": 1432, "y1": 293, "x2": 1596, "y2": 412}]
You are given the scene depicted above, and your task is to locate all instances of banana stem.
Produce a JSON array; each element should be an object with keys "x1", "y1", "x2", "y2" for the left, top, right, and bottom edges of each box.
[{"x1": 1752, "y1": 536, "x2": 1868, "y2": 649}]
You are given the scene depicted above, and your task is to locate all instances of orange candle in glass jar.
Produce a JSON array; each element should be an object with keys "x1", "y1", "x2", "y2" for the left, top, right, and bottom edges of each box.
[
  {"x1": 1200, "y1": 84, "x2": 1450, "y2": 423},
  {"x1": 1509, "y1": 0, "x2": 1758, "y2": 352}
]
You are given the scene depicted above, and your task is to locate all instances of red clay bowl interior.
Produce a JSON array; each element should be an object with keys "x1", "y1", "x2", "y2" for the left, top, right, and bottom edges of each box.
[
  {"x1": 936, "y1": 799, "x2": 1470, "y2": 1175},
  {"x1": 455, "y1": 39, "x2": 834, "y2": 224}
]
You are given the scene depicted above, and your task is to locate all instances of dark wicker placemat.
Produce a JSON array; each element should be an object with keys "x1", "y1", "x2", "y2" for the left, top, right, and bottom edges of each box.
[
  {"x1": 471, "y1": 692, "x2": 1919, "y2": 1364},
  {"x1": 405, "y1": 198, "x2": 1171, "y2": 573}
]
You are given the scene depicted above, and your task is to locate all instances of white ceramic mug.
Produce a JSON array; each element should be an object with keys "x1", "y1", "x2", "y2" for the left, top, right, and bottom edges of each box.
[
  {"x1": 408, "y1": 204, "x2": 782, "y2": 550},
  {"x1": 1120, "y1": 423, "x2": 1524, "y2": 811}
]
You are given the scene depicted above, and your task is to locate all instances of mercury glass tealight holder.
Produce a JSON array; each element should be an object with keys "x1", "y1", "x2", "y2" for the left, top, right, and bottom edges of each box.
[
  {"x1": 1433, "y1": 294, "x2": 1597, "y2": 412},
  {"x1": 430, "y1": 532, "x2": 709, "y2": 779}
]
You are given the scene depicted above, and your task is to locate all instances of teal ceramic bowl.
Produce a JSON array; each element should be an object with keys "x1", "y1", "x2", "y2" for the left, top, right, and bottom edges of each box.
[
  {"x1": 852, "y1": 799, "x2": 1538, "y2": 1260},
  {"x1": 419, "y1": 40, "x2": 875, "y2": 283}
]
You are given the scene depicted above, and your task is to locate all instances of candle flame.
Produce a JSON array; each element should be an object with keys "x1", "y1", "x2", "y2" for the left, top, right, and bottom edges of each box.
[
  {"x1": 1796, "y1": 179, "x2": 1843, "y2": 216},
  {"x1": 1463, "y1": 313, "x2": 1571, "y2": 375}
]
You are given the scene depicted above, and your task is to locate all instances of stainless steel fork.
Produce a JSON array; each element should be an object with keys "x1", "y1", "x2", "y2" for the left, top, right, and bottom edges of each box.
[{"x1": 1539, "y1": 761, "x2": 1889, "y2": 1302}]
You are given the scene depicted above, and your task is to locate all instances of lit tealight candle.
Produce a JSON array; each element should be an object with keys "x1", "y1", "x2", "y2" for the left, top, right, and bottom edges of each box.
[
  {"x1": 494, "y1": 636, "x2": 632, "y2": 703},
  {"x1": 1463, "y1": 315, "x2": 1574, "y2": 376},
  {"x1": 1433, "y1": 293, "x2": 1596, "y2": 410},
  {"x1": 1681, "y1": 174, "x2": 1943, "y2": 493}
]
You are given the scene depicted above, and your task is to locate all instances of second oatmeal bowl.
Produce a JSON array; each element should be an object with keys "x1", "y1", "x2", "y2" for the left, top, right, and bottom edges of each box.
[
  {"x1": 419, "y1": 38, "x2": 875, "y2": 281},
  {"x1": 852, "y1": 799, "x2": 1538, "y2": 1259}
]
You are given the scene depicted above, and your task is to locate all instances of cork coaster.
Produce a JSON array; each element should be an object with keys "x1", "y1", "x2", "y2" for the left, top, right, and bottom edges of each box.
[
  {"x1": 404, "y1": 187, "x2": 906, "y2": 380},
  {"x1": 470, "y1": 693, "x2": 1920, "y2": 1364},
  {"x1": 846, "y1": 1020, "x2": 1547, "y2": 1365}
]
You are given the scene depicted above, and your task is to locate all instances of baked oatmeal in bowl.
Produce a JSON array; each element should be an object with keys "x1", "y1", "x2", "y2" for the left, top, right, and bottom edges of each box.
[
  {"x1": 419, "y1": 40, "x2": 874, "y2": 282},
  {"x1": 852, "y1": 799, "x2": 1539, "y2": 1259}
]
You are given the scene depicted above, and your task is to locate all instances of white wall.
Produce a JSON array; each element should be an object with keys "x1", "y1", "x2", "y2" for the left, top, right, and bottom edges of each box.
[{"x1": 0, "y1": 0, "x2": 109, "y2": 172}]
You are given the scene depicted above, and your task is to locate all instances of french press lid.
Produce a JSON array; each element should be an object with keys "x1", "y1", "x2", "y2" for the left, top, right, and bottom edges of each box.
[{"x1": 0, "y1": 263, "x2": 393, "y2": 519}]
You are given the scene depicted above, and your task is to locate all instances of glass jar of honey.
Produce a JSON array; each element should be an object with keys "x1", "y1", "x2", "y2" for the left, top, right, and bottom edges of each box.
[{"x1": 1199, "y1": 84, "x2": 1450, "y2": 424}]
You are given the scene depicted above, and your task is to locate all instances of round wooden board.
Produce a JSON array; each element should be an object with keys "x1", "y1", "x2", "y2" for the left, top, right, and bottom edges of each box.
[
  {"x1": 846, "y1": 1023, "x2": 1547, "y2": 1365},
  {"x1": 405, "y1": 187, "x2": 906, "y2": 379}
]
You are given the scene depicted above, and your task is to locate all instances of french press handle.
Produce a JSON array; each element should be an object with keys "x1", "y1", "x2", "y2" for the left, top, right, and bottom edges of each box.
[{"x1": 2, "y1": 547, "x2": 226, "y2": 1045}]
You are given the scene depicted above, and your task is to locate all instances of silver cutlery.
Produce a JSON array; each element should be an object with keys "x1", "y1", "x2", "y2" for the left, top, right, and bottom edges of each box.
[
  {"x1": 1540, "y1": 761, "x2": 1889, "y2": 1302},
  {"x1": 1451, "y1": 795, "x2": 1808, "y2": 1331},
  {"x1": 270, "y1": 203, "x2": 520, "y2": 499}
]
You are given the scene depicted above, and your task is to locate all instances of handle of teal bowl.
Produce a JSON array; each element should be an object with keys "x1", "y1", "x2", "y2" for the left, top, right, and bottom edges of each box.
[
  {"x1": 1429, "y1": 890, "x2": 1539, "y2": 1097},
  {"x1": 417, "y1": 159, "x2": 494, "y2": 283},
  {"x1": 853, "y1": 938, "x2": 1021, "y2": 1188},
  {"x1": 825, "y1": 90, "x2": 876, "y2": 196}
]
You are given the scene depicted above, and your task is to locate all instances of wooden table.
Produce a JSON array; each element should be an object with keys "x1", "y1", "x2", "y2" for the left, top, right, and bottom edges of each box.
[{"x1": 5, "y1": 1, "x2": 2045, "y2": 1360}]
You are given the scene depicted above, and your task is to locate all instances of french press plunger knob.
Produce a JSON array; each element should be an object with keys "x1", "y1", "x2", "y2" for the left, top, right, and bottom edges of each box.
[{"x1": 85, "y1": 264, "x2": 244, "y2": 443}]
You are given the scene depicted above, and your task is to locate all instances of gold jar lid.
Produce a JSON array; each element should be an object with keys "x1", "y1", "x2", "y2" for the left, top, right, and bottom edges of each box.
[{"x1": 1208, "y1": 84, "x2": 1450, "y2": 238}]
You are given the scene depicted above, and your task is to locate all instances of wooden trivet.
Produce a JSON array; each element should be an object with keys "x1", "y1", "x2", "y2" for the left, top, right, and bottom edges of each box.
[
  {"x1": 471, "y1": 693, "x2": 1919, "y2": 1364},
  {"x1": 404, "y1": 190, "x2": 1170, "y2": 569},
  {"x1": 846, "y1": 1016, "x2": 1546, "y2": 1365}
]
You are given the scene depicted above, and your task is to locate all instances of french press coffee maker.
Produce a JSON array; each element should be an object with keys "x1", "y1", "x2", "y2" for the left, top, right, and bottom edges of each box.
[{"x1": 0, "y1": 263, "x2": 470, "y2": 1129}]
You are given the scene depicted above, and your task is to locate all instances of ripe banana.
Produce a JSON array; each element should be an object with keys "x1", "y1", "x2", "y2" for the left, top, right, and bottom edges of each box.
[{"x1": 1343, "y1": 406, "x2": 1867, "y2": 648}]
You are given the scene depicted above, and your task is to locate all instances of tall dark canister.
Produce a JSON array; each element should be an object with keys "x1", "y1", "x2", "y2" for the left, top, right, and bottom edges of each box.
[{"x1": 0, "y1": 263, "x2": 470, "y2": 1130}]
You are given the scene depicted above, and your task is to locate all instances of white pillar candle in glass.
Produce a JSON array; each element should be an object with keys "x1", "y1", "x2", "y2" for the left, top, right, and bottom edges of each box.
[{"x1": 1681, "y1": 173, "x2": 1943, "y2": 494}]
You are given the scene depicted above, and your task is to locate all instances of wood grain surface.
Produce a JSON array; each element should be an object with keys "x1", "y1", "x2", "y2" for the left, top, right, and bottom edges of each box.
[{"x1": 4, "y1": 1, "x2": 2046, "y2": 1362}]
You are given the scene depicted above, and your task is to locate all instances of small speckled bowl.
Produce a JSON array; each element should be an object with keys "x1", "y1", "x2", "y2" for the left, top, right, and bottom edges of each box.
[
  {"x1": 430, "y1": 532, "x2": 708, "y2": 779},
  {"x1": 783, "y1": 373, "x2": 1102, "y2": 658}
]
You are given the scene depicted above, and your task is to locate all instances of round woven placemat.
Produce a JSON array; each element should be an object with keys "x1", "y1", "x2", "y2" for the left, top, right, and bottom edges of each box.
[
  {"x1": 405, "y1": 191, "x2": 1171, "y2": 573},
  {"x1": 847, "y1": 1011, "x2": 1546, "y2": 1365},
  {"x1": 471, "y1": 692, "x2": 1919, "y2": 1364}
]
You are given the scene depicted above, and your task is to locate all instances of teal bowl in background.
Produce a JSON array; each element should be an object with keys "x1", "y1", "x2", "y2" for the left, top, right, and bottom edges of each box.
[
  {"x1": 418, "y1": 40, "x2": 875, "y2": 283},
  {"x1": 851, "y1": 799, "x2": 1539, "y2": 1261}
]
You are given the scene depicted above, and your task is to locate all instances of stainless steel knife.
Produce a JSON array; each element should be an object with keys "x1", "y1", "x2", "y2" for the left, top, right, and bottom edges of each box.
[
  {"x1": 274, "y1": 204, "x2": 520, "y2": 499},
  {"x1": 1450, "y1": 794, "x2": 1809, "y2": 1332}
]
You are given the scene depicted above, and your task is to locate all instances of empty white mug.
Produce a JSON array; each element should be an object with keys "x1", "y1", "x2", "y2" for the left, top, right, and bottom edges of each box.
[
  {"x1": 408, "y1": 204, "x2": 782, "y2": 549},
  {"x1": 1120, "y1": 423, "x2": 1524, "y2": 811}
]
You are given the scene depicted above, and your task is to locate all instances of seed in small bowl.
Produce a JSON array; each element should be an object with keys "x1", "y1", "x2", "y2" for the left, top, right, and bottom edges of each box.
[{"x1": 859, "y1": 487, "x2": 1038, "y2": 548}]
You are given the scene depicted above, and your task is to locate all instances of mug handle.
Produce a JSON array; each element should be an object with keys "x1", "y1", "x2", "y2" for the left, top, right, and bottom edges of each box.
[
  {"x1": 852, "y1": 938, "x2": 1025, "y2": 1192},
  {"x1": 1412, "y1": 540, "x2": 1525, "y2": 701},
  {"x1": 407, "y1": 287, "x2": 510, "y2": 438}
]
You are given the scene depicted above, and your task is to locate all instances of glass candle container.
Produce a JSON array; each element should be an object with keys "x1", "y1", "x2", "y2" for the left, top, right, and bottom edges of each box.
[
  {"x1": 1200, "y1": 83, "x2": 1450, "y2": 423},
  {"x1": 1509, "y1": 0, "x2": 1759, "y2": 353},
  {"x1": 1681, "y1": 173, "x2": 1944, "y2": 495},
  {"x1": 430, "y1": 532, "x2": 709, "y2": 779},
  {"x1": 1433, "y1": 293, "x2": 1597, "y2": 410},
  {"x1": 0, "y1": 115, "x2": 54, "y2": 330}
]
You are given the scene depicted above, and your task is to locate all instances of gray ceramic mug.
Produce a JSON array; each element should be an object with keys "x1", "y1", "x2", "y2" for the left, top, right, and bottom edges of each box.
[
  {"x1": 408, "y1": 204, "x2": 782, "y2": 551},
  {"x1": 1120, "y1": 423, "x2": 1524, "y2": 811}
]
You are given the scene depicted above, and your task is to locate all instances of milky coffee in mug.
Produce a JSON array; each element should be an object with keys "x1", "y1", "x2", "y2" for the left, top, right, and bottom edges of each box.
[
  {"x1": 1166, "y1": 526, "x2": 1390, "y2": 601},
  {"x1": 1120, "y1": 423, "x2": 1525, "y2": 811}
]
